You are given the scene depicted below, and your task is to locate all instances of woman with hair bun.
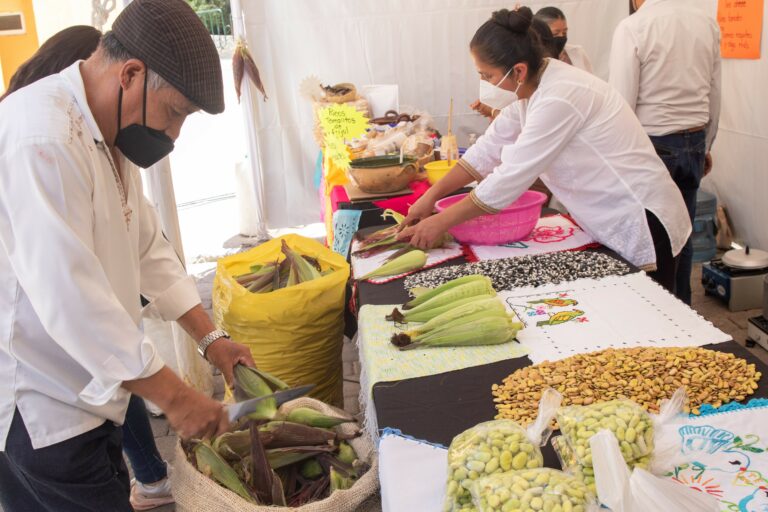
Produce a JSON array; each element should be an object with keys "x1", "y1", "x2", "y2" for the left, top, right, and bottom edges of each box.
[{"x1": 399, "y1": 7, "x2": 692, "y2": 293}]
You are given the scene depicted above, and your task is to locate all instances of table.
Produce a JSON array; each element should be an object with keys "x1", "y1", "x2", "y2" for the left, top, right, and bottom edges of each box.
[{"x1": 352, "y1": 228, "x2": 768, "y2": 469}]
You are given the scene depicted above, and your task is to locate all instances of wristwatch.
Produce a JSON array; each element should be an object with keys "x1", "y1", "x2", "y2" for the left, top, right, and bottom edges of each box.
[{"x1": 197, "y1": 329, "x2": 229, "y2": 359}]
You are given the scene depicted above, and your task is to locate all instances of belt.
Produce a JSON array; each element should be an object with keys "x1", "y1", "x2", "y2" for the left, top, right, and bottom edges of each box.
[{"x1": 672, "y1": 125, "x2": 706, "y2": 135}]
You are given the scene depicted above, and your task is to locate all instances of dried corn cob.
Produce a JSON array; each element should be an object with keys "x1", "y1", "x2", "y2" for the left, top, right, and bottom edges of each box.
[
  {"x1": 233, "y1": 41, "x2": 245, "y2": 103},
  {"x1": 239, "y1": 41, "x2": 267, "y2": 101}
]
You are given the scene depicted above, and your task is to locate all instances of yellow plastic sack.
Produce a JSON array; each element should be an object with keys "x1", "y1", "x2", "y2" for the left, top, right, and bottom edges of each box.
[{"x1": 213, "y1": 235, "x2": 350, "y2": 406}]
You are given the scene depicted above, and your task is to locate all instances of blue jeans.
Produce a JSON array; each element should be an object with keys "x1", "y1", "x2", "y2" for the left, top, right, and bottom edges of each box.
[
  {"x1": 122, "y1": 394, "x2": 168, "y2": 484},
  {"x1": 650, "y1": 131, "x2": 706, "y2": 305}
]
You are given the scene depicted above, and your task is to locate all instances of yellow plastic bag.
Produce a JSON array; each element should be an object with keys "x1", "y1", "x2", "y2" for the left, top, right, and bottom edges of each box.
[{"x1": 212, "y1": 235, "x2": 350, "y2": 406}]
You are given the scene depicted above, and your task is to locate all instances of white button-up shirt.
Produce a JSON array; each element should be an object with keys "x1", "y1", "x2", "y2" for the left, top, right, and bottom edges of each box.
[
  {"x1": 461, "y1": 59, "x2": 691, "y2": 269},
  {"x1": 608, "y1": 0, "x2": 722, "y2": 150},
  {"x1": 0, "y1": 62, "x2": 201, "y2": 449}
]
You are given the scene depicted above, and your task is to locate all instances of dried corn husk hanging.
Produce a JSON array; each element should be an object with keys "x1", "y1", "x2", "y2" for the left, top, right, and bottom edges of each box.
[{"x1": 233, "y1": 39, "x2": 267, "y2": 103}]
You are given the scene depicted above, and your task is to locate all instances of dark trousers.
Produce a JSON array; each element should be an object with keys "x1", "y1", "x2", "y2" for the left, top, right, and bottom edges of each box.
[
  {"x1": 646, "y1": 210, "x2": 680, "y2": 294},
  {"x1": 0, "y1": 410, "x2": 133, "y2": 512},
  {"x1": 650, "y1": 131, "x2": 706, "y2": 305},
  {"x1": 122, "y1": 394, "x2": 167, "y2": 485}
]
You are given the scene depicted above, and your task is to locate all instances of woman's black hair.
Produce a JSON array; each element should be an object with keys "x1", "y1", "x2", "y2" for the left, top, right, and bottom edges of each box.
[
  {"x1": 535, "y1": 6, "x2": 567, "y2": 24},
  {"x1": 1, "y1": 25, "x2": 101, "y2": 101},
  {"x1": 629, "y1": 0, "x2": 637, "y2": 14},
  {"x1": 531, "y1": 18, "x2": 558, "y2": 59},
  {"x1": 470, "y1": 7, "x2": 544, "y2": 76}
]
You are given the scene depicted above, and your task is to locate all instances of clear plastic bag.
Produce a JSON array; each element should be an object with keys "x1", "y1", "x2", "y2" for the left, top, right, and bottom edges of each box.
[
  {"x1": 444, "y1": 389, "x2": 561, "y2": 512},
  {"x1": 591, "y1": 429, "x2": 719, "y2": 512},
  {"x1": 557, "y1": 399, "x2": 653, "y2": 468},
  {"x1": 470, "y1": 468, "x2": 599, "y2": 512}
]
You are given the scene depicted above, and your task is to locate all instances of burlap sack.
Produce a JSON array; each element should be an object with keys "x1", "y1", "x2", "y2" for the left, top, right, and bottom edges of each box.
[{"x1": 172, "y1": 398, "x2": 379, "y2": 512}]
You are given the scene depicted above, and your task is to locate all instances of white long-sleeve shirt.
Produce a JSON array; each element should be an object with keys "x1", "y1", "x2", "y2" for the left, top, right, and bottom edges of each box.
[
  {"x1": 564, "y1": 44, "x2": 593, "y2": 74},
  {"x1": 460, "y1": 59, "x2": 691, "y2": 269},
  {"x1": 0, "y1": 62, "x2": 201, "y2": 449},
  {"x1": 609, "y1": 0, "x2": 722, "y2": 150}
]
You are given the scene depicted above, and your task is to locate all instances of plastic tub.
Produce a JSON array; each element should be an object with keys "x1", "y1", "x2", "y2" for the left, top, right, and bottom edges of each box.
[{"x1": 435, "y1": 191, "x2": 547, "y2": 245}]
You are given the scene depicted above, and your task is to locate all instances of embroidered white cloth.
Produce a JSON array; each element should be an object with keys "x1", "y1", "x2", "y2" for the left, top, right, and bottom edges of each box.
[
  {"x1": 500, "y1": 273, "x2": 731, "y2": 364},
  {"x1": 379, "y1": 429, "x2": 448, "y2": 512},
  {"x1": 657, "y1": 399, "x2": 768, "y2": 512},
  {"x1": 468, "y1": 214, "x2": 597, "y2": 262},
  {"x1": 351, "y1": 241, "x2": 463, "y2": 284}
]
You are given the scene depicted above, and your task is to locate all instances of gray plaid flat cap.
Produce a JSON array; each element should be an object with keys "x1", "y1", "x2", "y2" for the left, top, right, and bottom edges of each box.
[{"x1": 112, "y1": 0, "x2": 224, "y2": 114}]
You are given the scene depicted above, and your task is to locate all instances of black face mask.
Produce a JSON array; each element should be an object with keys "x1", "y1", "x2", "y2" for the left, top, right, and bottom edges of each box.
[
  {"x1": 114, "y1": 71, "x2": 174, "y2": 168},
  {"x1": 553, "y1": 36, "x2": 568, "y2": 55}
]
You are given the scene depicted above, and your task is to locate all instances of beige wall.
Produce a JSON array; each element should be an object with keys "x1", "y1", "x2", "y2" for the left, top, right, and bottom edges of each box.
[{"x1": 32, "y1": 0, "x2": 121, "y2": 44}]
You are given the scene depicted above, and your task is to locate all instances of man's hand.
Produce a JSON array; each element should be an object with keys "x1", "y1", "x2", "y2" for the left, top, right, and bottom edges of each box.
[
  {"x1": 165, "y1": 385, "x2": 229, "y2": 440},
  {"x1": 398, "y1": 214, "x2": 449, "y2": 250},
  {"x1": 704, "y1": 152, "x2": 713, "y2": 177},
  {"x1": 205, "y1": 338, "x2": 255, "y2": 386},
  {"x1": 123, "y1": 366, "x2": 229, "y2": 440}
]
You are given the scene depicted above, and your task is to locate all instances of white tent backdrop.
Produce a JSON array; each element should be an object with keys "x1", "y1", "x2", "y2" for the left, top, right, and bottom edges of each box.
[
  {"x1": 701, "y1": 1, "x2": 768, "y2": 252},
  {"x1": 238, "y1": 0, "x2": 626, "y2": 229},
  {"x1": 238, "y1": 0, "x2": 767, "y2": 251}
]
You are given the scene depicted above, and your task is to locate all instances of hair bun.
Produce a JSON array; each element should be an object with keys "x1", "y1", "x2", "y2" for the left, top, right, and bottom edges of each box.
[{"x1": 491, "y1": 7, "x2": 534, "y2": 35}]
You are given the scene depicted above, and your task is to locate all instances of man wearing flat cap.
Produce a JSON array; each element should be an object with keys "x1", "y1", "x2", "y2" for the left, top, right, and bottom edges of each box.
[{"x1": 0, "y1": 1, "x2": 255, "y2": 509}]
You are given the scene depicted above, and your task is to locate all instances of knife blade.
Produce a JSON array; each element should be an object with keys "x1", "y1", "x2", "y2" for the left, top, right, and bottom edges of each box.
[{"x1": 226, "y1": 384, "x2": 314, "y2": 423}]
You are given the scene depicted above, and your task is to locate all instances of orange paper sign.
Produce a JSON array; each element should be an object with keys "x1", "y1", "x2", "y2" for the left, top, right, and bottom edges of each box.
[{"x1": 717, "y1": 0, "x2": 764, "y2": 59}]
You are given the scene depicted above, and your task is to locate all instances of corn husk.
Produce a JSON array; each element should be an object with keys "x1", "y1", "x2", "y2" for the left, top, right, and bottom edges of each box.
[{"x1": 359, "y1": 250, "x2": 427, "y2": 280}]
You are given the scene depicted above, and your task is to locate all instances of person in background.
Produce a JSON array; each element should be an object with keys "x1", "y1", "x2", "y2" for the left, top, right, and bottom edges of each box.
[
  {"x1": 1, "y1": 24, "x2": 178, "y2": 511},
  {"x1": 0, "y1": 1, "x2": 256, "y2": 510},
  {"x1": 399, "y1": 7, "x2": 691, "y2": 293},
  {"x1": 609, "y1": 0, "x2": 721, "y2": 305},
  {"x1": 535, "y1": 6, "x2": 593, "y2": 73}
]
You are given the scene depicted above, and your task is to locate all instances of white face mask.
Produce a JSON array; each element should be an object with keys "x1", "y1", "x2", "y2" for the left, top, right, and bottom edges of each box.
[{"x1": 478, "y1": 68, "x2": 522, "y2": 111}]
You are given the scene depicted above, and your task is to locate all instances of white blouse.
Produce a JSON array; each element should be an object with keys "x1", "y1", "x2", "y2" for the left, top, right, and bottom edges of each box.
[
  {"x1": 563, "y1": 44, "x2": 593, "y2": 74},
  {"x1": 0, "y1": 63, "x2": 200, "y2": 449},
  {"x1": 460, "y1": 59, "x2": 690, "y2": 269}
]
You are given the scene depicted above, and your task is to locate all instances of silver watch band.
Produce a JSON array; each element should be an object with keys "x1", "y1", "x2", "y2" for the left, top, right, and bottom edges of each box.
[{"x1": 198, "y1": 329, "x2": 229, "y2": 359}]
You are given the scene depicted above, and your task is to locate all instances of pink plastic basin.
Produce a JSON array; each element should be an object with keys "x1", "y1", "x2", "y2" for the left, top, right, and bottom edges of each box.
[{"x1": 435, "y1": 191, "x2": 547, "y2": 245}]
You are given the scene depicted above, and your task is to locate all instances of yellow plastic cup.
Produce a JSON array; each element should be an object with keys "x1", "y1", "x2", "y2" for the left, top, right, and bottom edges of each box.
[{"x1": 424, "y1": 160, "x2": 454, "y2": 185}]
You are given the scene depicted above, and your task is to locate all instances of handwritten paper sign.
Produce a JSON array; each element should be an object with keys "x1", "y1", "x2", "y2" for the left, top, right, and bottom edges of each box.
[
  {"x1": 717, "y1": 0, "x2": 764, "y2": 59},
  {"x1": 318, "y1": 104, "x2": 368, "y2": 170}
]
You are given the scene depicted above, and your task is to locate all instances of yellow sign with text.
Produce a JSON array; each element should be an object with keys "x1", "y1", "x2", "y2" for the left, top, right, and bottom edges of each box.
[{"x1": 318, "y1": 103, "x2": 368, "y2": 170}]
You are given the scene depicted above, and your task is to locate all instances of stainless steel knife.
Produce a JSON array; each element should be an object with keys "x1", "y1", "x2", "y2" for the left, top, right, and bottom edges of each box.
[{"x1": 226, "y1": 384, "x2": 314, "y2": 423}]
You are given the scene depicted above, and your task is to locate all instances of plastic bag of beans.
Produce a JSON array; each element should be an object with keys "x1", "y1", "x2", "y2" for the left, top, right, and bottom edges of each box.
[
  {"x1": 470, "y1": 468, "x2": 599, "y2": 512},
  {"x1": 444, "y1": 389, "x2": 561, "y2": 512}
]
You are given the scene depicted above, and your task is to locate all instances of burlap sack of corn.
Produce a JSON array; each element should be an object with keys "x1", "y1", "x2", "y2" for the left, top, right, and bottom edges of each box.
[
  {"x1": 213, "y1": 235, "x2": 350, "y2": 406},
  {"x1": 172, "y1": 397, "x2": 379, "y2": 512}
]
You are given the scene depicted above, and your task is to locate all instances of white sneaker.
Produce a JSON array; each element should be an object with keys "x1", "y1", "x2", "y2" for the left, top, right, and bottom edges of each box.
[{"x1": 129, "y1": 471, "x2": 175, "y2": 511}]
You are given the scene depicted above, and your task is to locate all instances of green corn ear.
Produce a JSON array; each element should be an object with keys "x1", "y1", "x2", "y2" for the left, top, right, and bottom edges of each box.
[
  {"x1": 403, "y1": 297, "x2": 507, "y2": 338},
  {"x1": 399, "y1": 315, "x2": 518, "y2": 351},
  {"x1": 399, "y1": 279, "x2": 496, "y2": 317},
  {"x1": 285, "y1": 407, "x2": 356, "y2": 428},
  {"x1": 266, "y1": 446, "x2": 334, "y2": 469},
  {"x1": 233, "y1": 365, "x2": 277, "y2": 420},
  {"x1": 194, "y1": 441, "x2": 256, "y2": 503},
  {"x1": 359, "y1": 250, "x2": 427, "y2": 280},
  {"x1": 337, "y1": 442, "x2": 356, "y2": 465},
  {"x1": 388, "y1": 294, "x2": 494, "y2": 323},
  {"x1": 300, "y1": 458, "x2": 324, "y2": 479},
  {"x1": 281, "y1": 240, "x2": 321, "y2": 283},
  {"x1": 404, "y1": 275, "x2": 491, "y2": 309}
]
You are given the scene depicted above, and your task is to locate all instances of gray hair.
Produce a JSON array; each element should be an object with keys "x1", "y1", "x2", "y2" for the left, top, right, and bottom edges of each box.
[{"x1": 99, "y1": 31, "x2": 169, "y2": 90}]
